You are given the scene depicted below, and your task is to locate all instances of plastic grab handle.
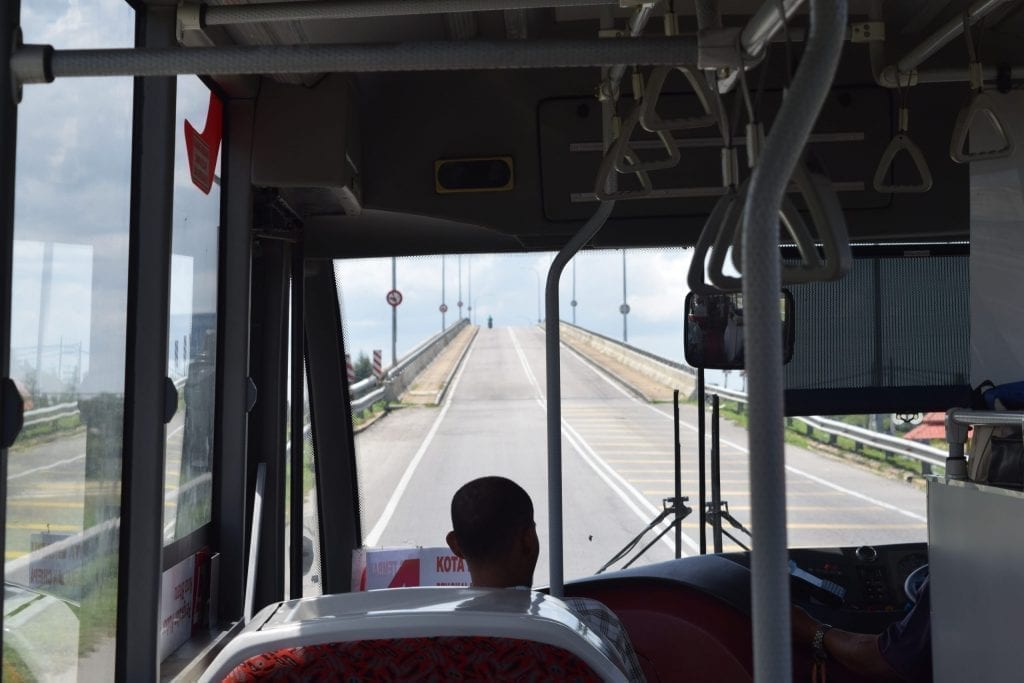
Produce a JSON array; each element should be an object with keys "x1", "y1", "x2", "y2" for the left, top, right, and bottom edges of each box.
[
  {"x1": 593, "y1": 114, "x2": 653, "y2": 201},
  {"x1": 613, "y1": 105, "x2": 681, "y2": 174},
  {"x1": 949, "y1": 91, "x2": 1015, "y2": 164},
  {"x1": 873, "y1": 133, "x2": 933, "y2": 193},
  {"x1": 640, "y1": 65, "x2": 719, "y2": 133},
  {"x1": 687, "y1": 191, "x2": 740, "y2": 294}
]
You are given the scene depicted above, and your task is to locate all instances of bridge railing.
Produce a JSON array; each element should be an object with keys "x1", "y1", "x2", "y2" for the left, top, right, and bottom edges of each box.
[
  {"x1": 558, "y1": 321, "x2": 945, "y2": 473},
  {"x1": 706, "y1": 384, "x2": 947, "y2": 472},
  {"x1": 350, "y1": 318, "x2": 471, "y2": 414}
]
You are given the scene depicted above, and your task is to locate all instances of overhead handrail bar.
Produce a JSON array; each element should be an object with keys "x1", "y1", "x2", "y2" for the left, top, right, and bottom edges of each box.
[
  {"x1": 11, "y1": 37, "x2": 700, "y2": 89},
  {"x1": 741, "y1": 2, "x2": 846, "y2": 682},
  {"x1": 873, "y1": 96, "x2": 933, "y2": 193},
  {"x1": 740, "y1": 0, "x2": 806, "y2": 60},
  {"x1": 197, "y1": 0, "x2": 622, "y2": 26},
  {"x1": 874, "y1": 0, "x2": 1015, "y2": 89},
  {"x1": 949, "y1": 11, "x2": 1014, "y2": 163}
]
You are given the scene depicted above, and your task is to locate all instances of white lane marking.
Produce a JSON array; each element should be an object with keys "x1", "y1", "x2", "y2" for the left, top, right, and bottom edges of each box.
[
  {"x1": 547, "y1": 329, "x2": 926, "y2": 523},
  {"x1": 509, "y1": 327, "x2": 542, "y2": 400},
  {"x1": 10, "y1": 455, "x2": 86, "y2": 481},
  {"x1": 13, "y1": 422, "x2": 186, "y2": 484},
  {"x1": 509, "y1": 328, "x2": 698, "y2": 558},
  {"x1": 363, "y1": 336, "x2": 479, "y2": 547}
]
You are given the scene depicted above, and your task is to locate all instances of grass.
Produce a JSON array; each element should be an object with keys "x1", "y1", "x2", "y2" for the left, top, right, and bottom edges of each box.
[
  {"x1": 352, "y1": 400, "x2": 389, "y2": 428},
  {"x1": 9, "y1": 414, "x2": 84, "y2": 451},
  {"x1": 710, "y1": 398, "x2": 935, "y2": 477}
]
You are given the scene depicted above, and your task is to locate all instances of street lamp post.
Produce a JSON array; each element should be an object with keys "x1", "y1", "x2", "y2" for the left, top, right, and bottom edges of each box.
[
  {"x1": 620, "y1": 250, "x2": 629, "y2": 342},
  {"x1": 441, "y1": 255, "x2": 447, "y2": 332},
  {"x1": 457, "y1": 254, "x2": 463, "y2": 320},
  {"x1": 534, "y1": 270, "x2": 541, "y2": 323},
  {"x1": 571, "y1": 259, "x2": 577, "y2": 325},
  {"x1": 391, "y1": 257, "x2": 397, "y2": 367}
]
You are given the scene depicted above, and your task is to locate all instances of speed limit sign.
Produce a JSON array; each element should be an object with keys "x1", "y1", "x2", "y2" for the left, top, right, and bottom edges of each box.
[
  {"x1": 386, "y1": 289, "x2": 403, "y2": 307},
  {"x1": 439, "y1": 303, "x2": 449, "y2": 313}
]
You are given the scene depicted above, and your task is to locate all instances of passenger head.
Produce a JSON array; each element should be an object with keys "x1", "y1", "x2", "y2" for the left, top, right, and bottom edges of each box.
[{"x1": 446, "y1": 476, "x2": 540, "y2": 588}]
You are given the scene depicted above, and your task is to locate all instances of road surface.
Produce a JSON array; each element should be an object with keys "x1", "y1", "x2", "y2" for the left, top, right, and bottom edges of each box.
[{"x1": 357, "y1": 325, "x2": 926, "y2": 585}]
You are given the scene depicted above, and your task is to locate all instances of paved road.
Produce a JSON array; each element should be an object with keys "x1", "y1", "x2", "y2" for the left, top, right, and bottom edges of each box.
[{"x1": 358, "y1": 325, "x2": 926, "y2": 585}]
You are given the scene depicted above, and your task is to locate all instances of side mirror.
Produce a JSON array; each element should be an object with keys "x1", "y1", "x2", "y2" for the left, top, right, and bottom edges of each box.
[{"x1": 684, "y1": 290, "x2": 795, "y2": 370}]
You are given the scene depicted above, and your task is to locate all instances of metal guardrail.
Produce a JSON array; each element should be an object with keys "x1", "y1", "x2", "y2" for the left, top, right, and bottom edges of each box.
[
  {"x1": 350, "y1": 318, "x2": 471, "y2": 415},
  {"x1": 708, "y1": 383, "x2": 947, "y2": 471}
]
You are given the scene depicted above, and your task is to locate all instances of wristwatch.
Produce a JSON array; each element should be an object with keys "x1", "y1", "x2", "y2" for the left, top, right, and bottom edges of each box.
[{"x1": 812, "y1": 622, "x2": 834, "y2": 659}]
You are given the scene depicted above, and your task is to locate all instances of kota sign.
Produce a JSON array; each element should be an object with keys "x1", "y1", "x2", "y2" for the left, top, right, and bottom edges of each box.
[
  {"x1": 351, "y1": 547, "x2": 471, "y2": 591},
  {"x1": 386, "y1": 289, "x2": 403, "y2": 307}
]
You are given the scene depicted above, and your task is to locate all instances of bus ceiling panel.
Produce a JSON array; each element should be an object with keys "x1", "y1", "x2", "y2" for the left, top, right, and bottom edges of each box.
[
  {"x1": 352, "y1": 71, "x2": 967, "y2": 249},
  {"x1": 303, "y1": 211, "x2": 525, "y2": 259},
  {"x1": 251, "y1": 75, "x2": 359, "y2": 192}
]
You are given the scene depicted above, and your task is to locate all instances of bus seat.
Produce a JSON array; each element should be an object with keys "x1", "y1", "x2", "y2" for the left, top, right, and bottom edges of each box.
[
  {"x1": 221, "y1": 636, "x2": 601, "y2": 681},
  {"x1": 200, "y1": 587, "x2": 625, "y2": 682}
]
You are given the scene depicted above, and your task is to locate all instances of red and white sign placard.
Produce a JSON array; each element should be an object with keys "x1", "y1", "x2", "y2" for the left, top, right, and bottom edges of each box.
[
  {"x1": 386, "y1": 289, "x2": 403, "y2": 307},
  {"x1": 352, "y1": 547, "x2": 471, "y2": 592}
]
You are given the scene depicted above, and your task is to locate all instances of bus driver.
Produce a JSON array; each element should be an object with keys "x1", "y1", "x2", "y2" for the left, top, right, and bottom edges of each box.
[{"x1": 445, "y1": 476, "x2": 646, "y2": 682}]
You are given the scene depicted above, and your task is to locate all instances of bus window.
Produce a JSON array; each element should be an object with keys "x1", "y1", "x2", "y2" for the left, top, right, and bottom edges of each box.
[
  {"x1": 2, "y1": 1, "x2": 134, "y2": 679},
  {"x1": 162, "y1": 76, "x2": 221, "y2": 546}
]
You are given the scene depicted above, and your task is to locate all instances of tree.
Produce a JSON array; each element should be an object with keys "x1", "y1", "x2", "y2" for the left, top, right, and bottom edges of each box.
[{"x1": 354, "y1": 351, "x2": 373, "y2": 381}]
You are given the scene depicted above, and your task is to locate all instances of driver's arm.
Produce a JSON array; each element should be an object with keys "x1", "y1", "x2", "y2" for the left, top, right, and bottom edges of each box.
[{"x1": 792, "y1": 607, "x2": 903, "y2": 680}]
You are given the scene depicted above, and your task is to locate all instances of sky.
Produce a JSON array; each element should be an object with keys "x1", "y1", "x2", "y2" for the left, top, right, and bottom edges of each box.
[
  {"x1": 335, "y1": 248, "x2": 698, "y2": 368},
  {"x1": 9, "y1": 0, "x2": 740, "y2": 397}
]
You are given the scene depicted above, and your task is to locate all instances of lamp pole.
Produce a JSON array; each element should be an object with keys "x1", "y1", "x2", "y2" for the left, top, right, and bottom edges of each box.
[
  {"x1": 457, "y1": 254, "x2": 463, "y2": 320},
  {"x1": 535, "y1": 270, "x2": 541, "y2": 323},
  {"x1": 391, "y1": 256, "x2": 397, "y2": 367},
  {"x1": 620, "y1": 250, "x2": 629, "y2": 342},
  {"x1": 571, "y1": 259, "x2": 577, "y2": 325}
]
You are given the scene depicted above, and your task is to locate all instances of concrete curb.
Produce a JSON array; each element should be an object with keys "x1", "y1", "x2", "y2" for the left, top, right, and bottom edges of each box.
[
  {"x1": 353, "y1": 405, "x2": 390, "y2": 434},
  {"x1": 434, "y1": 326, "x2": 480, "y2": 405},
  {"x1": 558, "y1": 339, "x2": 655, "y2": 402}
]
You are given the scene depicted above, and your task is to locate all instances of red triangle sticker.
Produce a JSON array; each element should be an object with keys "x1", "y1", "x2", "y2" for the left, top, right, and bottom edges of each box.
[{"x1": 184, "y1": 92, "x2": 223, "y2": 195}]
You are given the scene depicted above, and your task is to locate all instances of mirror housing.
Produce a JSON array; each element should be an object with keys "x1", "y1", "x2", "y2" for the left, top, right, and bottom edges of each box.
[{"x1": 684, "y1": 290, "x2": 795, "y2": 370}]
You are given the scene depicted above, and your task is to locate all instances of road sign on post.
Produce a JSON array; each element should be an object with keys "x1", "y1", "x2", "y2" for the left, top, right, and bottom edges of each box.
[
  {"x1": 372, "y1": 350, "x2": 383, "y2": 380},
  {"x1": 386, "y1": 289, "x2": 403, "y2": 307},
  {"x1": 439, "y1": 303, "x2": 448, "y2": 314}
]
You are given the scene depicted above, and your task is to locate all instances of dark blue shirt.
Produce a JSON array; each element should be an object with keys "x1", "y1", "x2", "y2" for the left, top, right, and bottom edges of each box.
[{"x1": 878, "y1": 578, "x2": 932, "y2": 682}]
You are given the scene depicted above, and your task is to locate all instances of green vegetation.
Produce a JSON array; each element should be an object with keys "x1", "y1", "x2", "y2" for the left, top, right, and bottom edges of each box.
[
  {"x1": 352, "y1": 400, "x2": 389, "y2": 427},
  {"x1": 711, "y1": 398, "x2": 937, "y2": 478}
]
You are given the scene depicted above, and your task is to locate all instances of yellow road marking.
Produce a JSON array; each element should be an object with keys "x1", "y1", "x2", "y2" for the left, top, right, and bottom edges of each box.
[
  {"x1": 6, "y1": 500, "x2": 84, "y2": 509},
  {"x1": 5, "y1": 550, "x2": 27, "y2": 560},
  {"x1": 782, "y1": 528, "x2": 929, "y2": 532},
  {"x1": 7, "y1": 523, "x2": 81, "y2": 532}
]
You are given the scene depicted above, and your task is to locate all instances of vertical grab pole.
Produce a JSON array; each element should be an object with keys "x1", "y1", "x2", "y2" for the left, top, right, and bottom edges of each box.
[
  {"x1": 289, "y1": 243, "x2": 304, "y2": 600},
  {"x1": 545, "y1": 202, "x2": 614, "y2": 597},
  {"x1": 741, "y1": 2, "x2": 846, "y2": 680},
  {"x1": 698, "y1": 369, "x2": 707, "y2": 555},
  {"x1": 711, "y1": 395, "x2": 723, "y2": 553},
  {"x1": 673, "y1": 389, "x2": 682, "y2": 558}
]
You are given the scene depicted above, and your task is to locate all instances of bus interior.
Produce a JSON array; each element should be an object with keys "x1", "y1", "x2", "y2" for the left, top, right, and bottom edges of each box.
[{"x1": 2, "y1": 0, "x2": 1023, "y2": 680}]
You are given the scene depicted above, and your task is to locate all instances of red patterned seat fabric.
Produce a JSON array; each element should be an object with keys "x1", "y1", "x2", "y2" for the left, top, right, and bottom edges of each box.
[{"x1": 223, "y1": 636, "x2": 603, "y2": 682}]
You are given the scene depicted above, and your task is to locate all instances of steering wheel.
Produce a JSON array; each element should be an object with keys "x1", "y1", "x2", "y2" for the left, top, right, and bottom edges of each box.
[{"x1": 903, "y1": 563, "x2": 929, "y2": 604}]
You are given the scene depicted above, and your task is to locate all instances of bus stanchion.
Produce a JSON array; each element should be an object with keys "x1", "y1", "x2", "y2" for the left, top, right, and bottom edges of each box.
[
  {"x1": 697, "y1": 368, "x2": 707, "y2": 555},
  {"x1": 673, "y1": 389, "x2": 682, "y2": 559},
  {"x1": 710, "y1": 394, "x2": 723, "y2": 553},
  {"x1": 704, "y1": 393, "x2": 753, "y2": 552}
]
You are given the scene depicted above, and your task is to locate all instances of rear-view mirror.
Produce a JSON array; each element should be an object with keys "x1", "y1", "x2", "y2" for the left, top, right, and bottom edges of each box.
[{"x1": 684, "y1": 290, "x2": 795, "y2": 370}]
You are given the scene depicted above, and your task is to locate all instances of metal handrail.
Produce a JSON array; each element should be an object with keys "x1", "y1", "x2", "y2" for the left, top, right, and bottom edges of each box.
[{"x1": 708, "y1": 384, "x2": 947, "y2": 469}]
